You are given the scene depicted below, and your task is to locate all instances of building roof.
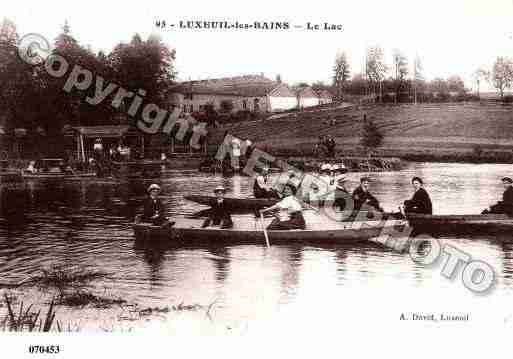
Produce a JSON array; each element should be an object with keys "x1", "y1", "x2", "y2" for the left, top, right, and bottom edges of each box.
[{"x1": 171, "y1": 75, "x2": 295, "y2": 97}]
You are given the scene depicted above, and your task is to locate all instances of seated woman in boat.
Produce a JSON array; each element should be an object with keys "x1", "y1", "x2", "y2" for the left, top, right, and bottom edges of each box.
[
  {"x1": 201, "y1": 186, "x2": 234, "y2": 229},
  {"x1": 253, "y1": 167, "x2": 280, "y2": 199},
  {"x1": 402, "y1": 177, "x2": 433, "y2": 215},
  {"x1": 352, "y1": 177, "x2": 383, "y2": 212},
  {"x1": 482, "y1": 177, "x2": 513, "y2": 216},
  {"x1": 141, "y1": 184, "x2": 168, "y2": 225},
  {"x1": 260, "y1": 184, "x2": 306, "y2": 230}
]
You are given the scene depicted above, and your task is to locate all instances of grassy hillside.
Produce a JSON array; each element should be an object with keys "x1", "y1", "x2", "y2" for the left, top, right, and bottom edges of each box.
[{"x1": 210, "y1": 103, "x2": 513, "y2": 160}]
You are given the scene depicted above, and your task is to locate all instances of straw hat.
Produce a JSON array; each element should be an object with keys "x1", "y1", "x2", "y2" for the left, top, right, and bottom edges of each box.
[
  {"x1": 147, "y1": 183, "x2": 161, "y2": 193},
  {"x1": 214, "y1": 186, "x2": 226, "y2": 193}
]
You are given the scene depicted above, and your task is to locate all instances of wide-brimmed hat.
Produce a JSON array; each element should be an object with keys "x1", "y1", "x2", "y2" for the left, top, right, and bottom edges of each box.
[
  {"x1": 214, "y1": 186, "x2": 226, "y2": 193},
  {"x1": 331, "y1": 164, "x2": 339, "y2": 171},
  {"x1": 147, "y1": 184, "x2": 161, "y2": 193},
  {"x1": 502, "y1": 177, "x2": 513, "y2": 183}
]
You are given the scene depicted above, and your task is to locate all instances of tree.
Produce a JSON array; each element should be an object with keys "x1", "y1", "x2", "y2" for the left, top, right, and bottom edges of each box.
[
  {"x1": 360, "y1": 115, "x2": 383, "y2": 155},
  {"x1": 366, "y1": 46, "x2": 387, "y2": 101},
  {"x1": 491, "y1": 57, "x2": 513, "y2": 101},
  {"x1": 109, "y1": 33, "x2": 177, "y2": 115},
  {"x1": 332, "y1": 52, "x2": 350, "y2": 101},
  {"x1": 392, "y1": 49, "x2": 408, "y2": 103},
  {"x1": 473, "y1": 68, "x2": 489, "y2": 98},
  {"x1": 447, "y1": 75, "x2": 466, "y2": 93}
]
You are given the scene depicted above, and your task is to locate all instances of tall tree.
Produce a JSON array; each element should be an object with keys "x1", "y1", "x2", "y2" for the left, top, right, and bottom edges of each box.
[
  {"x1": 109, "y1": 33, "x2": 176, "y2": 116},
  {"x1": 491, "y1": 57, "x2": 513, "y2": 101},
  {"x1": 332, "y1": 52, "x2": 350, "y2": 101},
  {"x1": 413, "y1": 54, "x2": 423, "y2": 104},
  {"x1": 366, "y1": 46, "x2": 387, "y2": 101}
]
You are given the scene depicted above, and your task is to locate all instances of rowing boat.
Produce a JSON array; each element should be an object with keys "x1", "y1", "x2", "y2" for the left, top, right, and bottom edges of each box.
[
  {"x1": 406, "y1": 213, "x2": 513, "y2": 233},
  {"x1": 184, "y1": 195, "x2": 279, "y2": 212},
  {"x1": 133, "y1": 212, "x2": 409, "y2": 244}
]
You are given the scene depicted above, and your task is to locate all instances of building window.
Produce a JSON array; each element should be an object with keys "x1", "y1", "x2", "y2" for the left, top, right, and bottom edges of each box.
[
  {"x1": 184, "y1": 93, "x2": 193, "y2": 100},
  {"x1": 189, "y1": 104, "x2": 194, "y2": 113},
  {"x1": 253, "y1": 98, "x2": 260, "y2": 111},
  {"x1": 242, "y1": 99, "x2": 247, "y2": 110},
  {"x1": 182, "y1": 104, "x2": 187, "y2": 113}
]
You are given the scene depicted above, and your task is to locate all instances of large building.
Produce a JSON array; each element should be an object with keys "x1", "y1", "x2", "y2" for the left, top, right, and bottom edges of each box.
[{"x1": 169, "y1": 75, "x2": 299, "y2": 113}]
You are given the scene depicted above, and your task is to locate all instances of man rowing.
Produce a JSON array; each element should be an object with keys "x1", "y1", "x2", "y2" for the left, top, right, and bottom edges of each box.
[
  {"x1": 402, "y1": 177, "x2": 433, "y2": 215},
  {"x1": 260, "y1": 183, "x2": 306, "y2": 230},
  {"x1": 482, "y1": 177, "x2": 513, "y2": 216},
  {"x1": 141, "y1": 184, "x2": 169, "y2": 225},
  {"x1": 352, "y1": 177, "x2": 383, "y2": 212},
  {"x1": 253, "y1": 167, "x2": 280, "y2": 199}
]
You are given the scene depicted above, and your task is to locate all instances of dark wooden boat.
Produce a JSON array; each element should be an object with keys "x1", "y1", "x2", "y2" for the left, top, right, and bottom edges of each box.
[
  {"x1": 133, "y1": 212, "x2": 409, "y2": 244},
  {"x1": 184, "y1": 195, "x2": 279, "y2": 212},
  {"x1": 406, "y1": 213, "x2": 513, "y2": 234}
]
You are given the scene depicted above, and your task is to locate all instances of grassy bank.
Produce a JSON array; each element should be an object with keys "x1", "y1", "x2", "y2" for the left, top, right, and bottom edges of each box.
[{"x1": 209, "y1": 102, "x2": 513, "y2": 164}]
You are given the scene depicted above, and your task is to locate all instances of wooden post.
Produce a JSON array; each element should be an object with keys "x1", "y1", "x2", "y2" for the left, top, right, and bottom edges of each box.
[{"x1": 171, "y1": 137, "x2": 175, "y2": 154}]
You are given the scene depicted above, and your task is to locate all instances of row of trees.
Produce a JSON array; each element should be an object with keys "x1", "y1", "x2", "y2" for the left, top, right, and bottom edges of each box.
[
  {"x1": 330, "y1": 46, "x2": 513, "y2": 103},
  {"x1": 0, "y1": 18, "x2": 176, "y2": 141}
]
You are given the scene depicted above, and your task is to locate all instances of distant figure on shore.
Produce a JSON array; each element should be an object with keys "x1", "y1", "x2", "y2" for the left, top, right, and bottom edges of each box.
[
  {"x1": 93, "y1": 138, "x2": 103, "y2": 160},
  {"x1": 352, "y1": 177, "x2": 383, "y2": 212},
  {"x1": 26, "y1": 161, "x2": 37, "y2": 174},
  {"x1": 231, "y1": 137, "x2": 241, "y2": 171},
  {"x1": 402, "y1": 177, "x2": 433, "y2": 215},
  {"x1": 482, "y1": 177, "x2": 513, "y2": 216}
]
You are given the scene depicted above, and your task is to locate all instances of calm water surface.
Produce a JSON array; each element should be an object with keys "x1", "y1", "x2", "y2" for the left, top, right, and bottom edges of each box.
[{"x1": 1, "y1": 162, "x2": 513, "y2": 332}]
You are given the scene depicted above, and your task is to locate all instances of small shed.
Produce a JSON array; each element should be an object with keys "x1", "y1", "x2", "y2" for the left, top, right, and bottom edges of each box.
[{"x1": 65, "y1": 125, "x2": 144, "y2": 163}]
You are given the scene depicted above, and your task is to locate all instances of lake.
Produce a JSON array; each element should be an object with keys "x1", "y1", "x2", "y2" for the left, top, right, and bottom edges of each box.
[{"x1": 1, "y1": 162, "x2": 512, "y2": 333}]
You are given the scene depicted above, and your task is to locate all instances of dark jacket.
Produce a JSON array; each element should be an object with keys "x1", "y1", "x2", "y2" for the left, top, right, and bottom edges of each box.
[
  {"x1": 142, "y1": 197, "x2": 165, "y2": 221},
  {"x1": 333, "y1": 187, "x2": 351, "y2": 211},
  {"x1": 490, "y1": 186, "x2": 513, "y2": 215},
  {"x1": 352, "y1": 186, "x2": 382, "y2": 211},
  {"x1": 404, "y1": 187, "x2": 433, "y2": 215}
]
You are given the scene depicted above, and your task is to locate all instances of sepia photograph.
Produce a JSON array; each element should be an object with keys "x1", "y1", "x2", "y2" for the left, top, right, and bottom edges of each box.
[{"x1": 1, "y1": 0, "x2": 513, "y2": 357}]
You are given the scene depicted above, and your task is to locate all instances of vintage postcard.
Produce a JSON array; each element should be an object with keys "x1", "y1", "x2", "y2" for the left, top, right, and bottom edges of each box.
[{"x1": 1, "y1": 0, "x2": 512, "y2": 357}]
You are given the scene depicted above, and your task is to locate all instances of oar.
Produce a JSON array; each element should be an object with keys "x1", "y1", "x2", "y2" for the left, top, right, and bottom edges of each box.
[{"x1": 260, "y1": 212, "x2": 271, "y2": 248}]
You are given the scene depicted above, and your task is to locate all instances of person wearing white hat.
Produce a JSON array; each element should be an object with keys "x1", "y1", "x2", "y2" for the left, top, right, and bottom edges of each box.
[
  {"x1": 201, "y1": 186, "x2": 234, "y2": 229},
  {"x1": 141, "y1": 184, "x2": 167, "y2": 225},
  {"x1": 253, "y1": 167, "x2": 279, "y2": 199}
]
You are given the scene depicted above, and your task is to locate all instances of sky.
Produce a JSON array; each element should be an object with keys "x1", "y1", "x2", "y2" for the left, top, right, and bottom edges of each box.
[{"x1": 4, "y1": 0, "x2": 513, "y2": 90}]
